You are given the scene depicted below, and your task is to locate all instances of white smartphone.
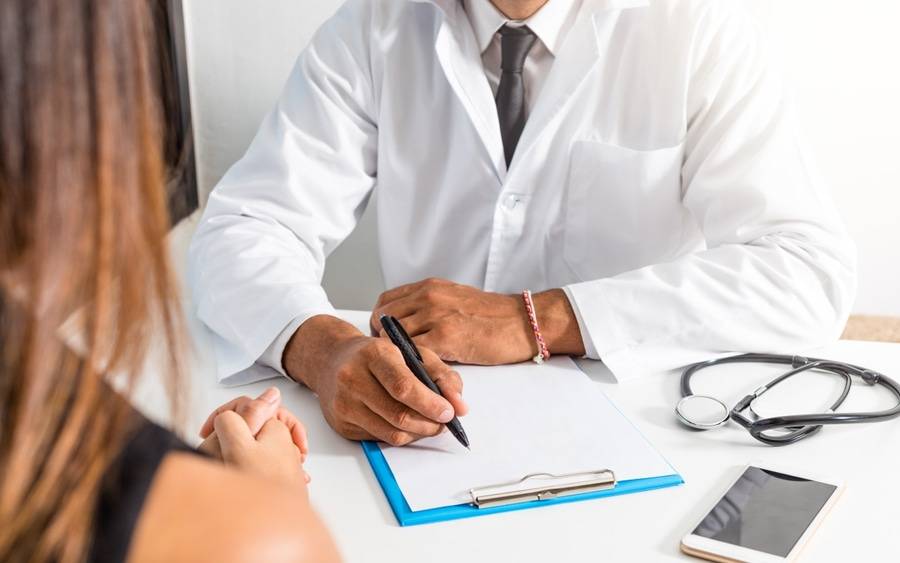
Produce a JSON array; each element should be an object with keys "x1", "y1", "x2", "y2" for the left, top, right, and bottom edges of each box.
[{"x1": 681, "y1": 463, "x2": 844, "y2": 563}]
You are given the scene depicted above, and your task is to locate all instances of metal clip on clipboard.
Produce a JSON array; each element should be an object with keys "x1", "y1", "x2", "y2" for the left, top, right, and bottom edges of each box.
[{"x1": 468, "y1": 469, "x2": 617, "y2": 509}]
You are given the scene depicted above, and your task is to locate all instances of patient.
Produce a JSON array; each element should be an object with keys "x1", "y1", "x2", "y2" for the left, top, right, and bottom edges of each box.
[{"x1": 0, "y1": 1, "x2": 339, "y2": 562}]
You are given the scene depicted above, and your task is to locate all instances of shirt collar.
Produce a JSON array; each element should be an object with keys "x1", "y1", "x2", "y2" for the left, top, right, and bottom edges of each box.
[{"x1": 463, "y1": 0, "x2": 582, "y2": 56}]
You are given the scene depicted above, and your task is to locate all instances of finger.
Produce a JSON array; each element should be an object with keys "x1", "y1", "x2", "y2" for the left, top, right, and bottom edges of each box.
[
  {"x1": 375, "y1": 296, "x2": 423, "y2": 324},
  {"x1": 357, "y1": 376, "x2": 444, "y2": 437},
  {"x1": 256, "y1": 418, "x2": 295, "y2": 447},
  {"x1": 420, "y1": 347, "x2": 468, "y2": 416},
  {"x1": 370, "y1": 282, "x2": 425, "y2": 334},
  {"x1": 413, "y1": 331, "x2": 458, "y2": 363},
  {"x1": 199, "y1": 396, "x2": 248, "y2": 438},
  {"x1": 197, "y1": 433, "x2": 223, "y2": 460},
  {"x1": 371, "y1": 278, "x2": 453, "y2": 333},
  {"x1": 349, "y1": 405, "x2": 419, "y2": 447},
  {"x1": 369, "y1": 345, "x2": 455, "y2": 424},
  {"x1": 213, "y1": 410, "x2": 254, "y2": 462},
  {"x1": 338, "y1": 421, "x2": 378, "y2": 442},
  {"x1": 395, "y1": 311, "x2": 432, "y2": 337},
  {"x1": 370, "y1": 297, "x2": 423, "y2": 337},
  {"x1": 274, "y1": 407, "x2": 309, "y2": 461},
  {"x1": 235, "y1": 387, "x2": 282, "y2": 436},
  {"x1": 198, "y1": 387, "x2": 281, "y2": 438}
]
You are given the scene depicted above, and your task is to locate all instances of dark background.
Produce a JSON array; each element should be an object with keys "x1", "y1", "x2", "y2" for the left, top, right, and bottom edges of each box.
[{"x1": 152, "y1": 0, "x2": 198, "y2": 224}]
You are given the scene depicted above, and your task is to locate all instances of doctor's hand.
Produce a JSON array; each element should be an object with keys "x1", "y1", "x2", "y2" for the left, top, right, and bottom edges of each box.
[
  {"x1": 282, "y1": 315, "x2": 468, "y2": 446},
  {"x1": 370, "y1": 278, "x2": 585, "y2": 365}
]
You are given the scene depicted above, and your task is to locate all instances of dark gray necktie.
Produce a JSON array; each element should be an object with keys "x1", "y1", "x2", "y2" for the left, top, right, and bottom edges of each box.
[{"x1": 495, "y1": 25, "x2": 538, "y2": 168}]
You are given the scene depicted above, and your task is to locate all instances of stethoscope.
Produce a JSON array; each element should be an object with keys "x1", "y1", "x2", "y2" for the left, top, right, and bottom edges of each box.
[{"x1": 675, "y1": 353, "x2": 900, "y2": 446}]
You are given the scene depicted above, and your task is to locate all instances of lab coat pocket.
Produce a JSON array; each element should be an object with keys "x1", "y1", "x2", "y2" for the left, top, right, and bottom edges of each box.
[{"x1": 563, "y1": 140, "x2": 685, "y2": 282}]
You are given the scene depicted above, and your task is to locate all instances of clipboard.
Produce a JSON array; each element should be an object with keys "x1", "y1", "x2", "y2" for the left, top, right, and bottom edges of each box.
[
  {"x1": 359, "y1": 358, "x2": 683, "y2": 525},
  {"x1": 361, "y1": 441, "x2": 684, "y2": 526}
]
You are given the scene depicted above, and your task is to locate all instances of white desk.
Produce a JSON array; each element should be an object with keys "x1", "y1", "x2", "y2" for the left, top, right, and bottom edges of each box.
[{"x1": 144, "y1": 223, "x2": 900, "y2": 562}]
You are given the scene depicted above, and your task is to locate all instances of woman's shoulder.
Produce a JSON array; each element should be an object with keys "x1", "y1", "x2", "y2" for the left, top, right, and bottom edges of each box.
[{"x1": 127, "y1": 451, "x2": 340, "y2": 563}]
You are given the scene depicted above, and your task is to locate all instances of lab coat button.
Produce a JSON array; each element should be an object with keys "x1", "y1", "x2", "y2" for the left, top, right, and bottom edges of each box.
[{"x1": 503, "y1": 195, "x2": 519, "y2": 210}]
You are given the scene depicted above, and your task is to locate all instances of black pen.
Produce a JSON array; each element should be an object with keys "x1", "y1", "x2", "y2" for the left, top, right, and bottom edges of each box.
[{"x1": 379, "y1": 314, "x2": 470, "y2": 450}]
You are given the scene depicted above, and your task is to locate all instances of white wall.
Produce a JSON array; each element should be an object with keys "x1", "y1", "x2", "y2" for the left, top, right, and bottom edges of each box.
[{"x1": 183, "y1": 0, "x2": 900, "y2": 315}]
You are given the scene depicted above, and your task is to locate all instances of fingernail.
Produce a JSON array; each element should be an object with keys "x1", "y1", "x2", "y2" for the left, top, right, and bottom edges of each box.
[
  {"x1": 259, "y1": 387, "x2": 280, "y2": 404},
  {"x1": 438, "y1": 408, "x2": 454, "y2": 423}
]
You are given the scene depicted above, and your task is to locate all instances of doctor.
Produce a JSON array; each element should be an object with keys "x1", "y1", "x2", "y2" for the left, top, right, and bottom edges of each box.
[{"x1": 190, "y1": 0, "x2": 856, "y2": 446}]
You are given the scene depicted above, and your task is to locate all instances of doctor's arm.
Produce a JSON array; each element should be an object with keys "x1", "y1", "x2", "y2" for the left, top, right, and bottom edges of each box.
[
  {"x1": 370, "y1": 280, "x2": 586, "y2": 364},
  {"x1": 189, "y1": 4, "x2": 465, "y2": 444},
  {"x1": 562, "y1": 8, "x2": 856, "y2": 379}
]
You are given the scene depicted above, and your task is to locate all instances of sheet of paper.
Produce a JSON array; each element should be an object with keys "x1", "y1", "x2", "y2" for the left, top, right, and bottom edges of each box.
[{"x1": 380, "y1": 357, "x2": 676, "y2": 512}]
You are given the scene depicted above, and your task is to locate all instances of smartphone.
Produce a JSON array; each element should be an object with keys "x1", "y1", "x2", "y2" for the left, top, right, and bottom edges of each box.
[{"x1": 681, "y1": 464, "x2": 844, "y2": 563}]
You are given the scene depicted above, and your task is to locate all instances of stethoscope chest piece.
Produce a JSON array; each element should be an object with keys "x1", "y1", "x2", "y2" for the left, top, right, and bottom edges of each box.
[{"x1": 675, "y1": 395, "x2": 730, "y2": 430}]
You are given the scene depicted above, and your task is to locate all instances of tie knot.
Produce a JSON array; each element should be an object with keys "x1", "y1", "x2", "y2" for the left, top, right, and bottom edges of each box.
[{"x1": 498, "y1": 24, "x2": 537, "y2": 73}]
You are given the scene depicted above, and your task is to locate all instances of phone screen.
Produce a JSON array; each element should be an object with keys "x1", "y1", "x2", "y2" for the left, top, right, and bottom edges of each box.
[{"x1": 692, "y1": 466, "x2": 837, "y2": 557}]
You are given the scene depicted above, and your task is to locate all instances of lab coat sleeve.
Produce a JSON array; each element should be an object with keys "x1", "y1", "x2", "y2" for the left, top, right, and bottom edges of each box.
[
  {"x1": 188, "y1": 2, "x2": 378, "y2": 384},
  {"x1": 564, "y1": 3, "x2": 857, "y2": 381}
]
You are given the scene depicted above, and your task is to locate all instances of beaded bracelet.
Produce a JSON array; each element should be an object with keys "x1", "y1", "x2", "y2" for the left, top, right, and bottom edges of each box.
[{"x1": 521, "y1": 290, "x2": 550, "y2": 364}]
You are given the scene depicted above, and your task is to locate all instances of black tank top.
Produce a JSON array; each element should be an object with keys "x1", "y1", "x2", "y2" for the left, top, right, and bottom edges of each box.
[{"x1": 89, "y1": 419, "x2": 197, "y2": 563}]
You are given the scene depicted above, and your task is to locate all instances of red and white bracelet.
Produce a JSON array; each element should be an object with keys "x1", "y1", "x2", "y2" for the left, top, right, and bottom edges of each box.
[{"x1": 521, "y1": 290, "x2": 550, "y2": 364}]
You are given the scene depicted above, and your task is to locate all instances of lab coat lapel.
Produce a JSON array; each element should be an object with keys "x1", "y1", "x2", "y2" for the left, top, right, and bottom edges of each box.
[
  {"x1": 510, "y1": 1, "x2": 648, "y2": 173},
  {"x1": 428, "y1": 2, "x2": 506, "y2": 182}
]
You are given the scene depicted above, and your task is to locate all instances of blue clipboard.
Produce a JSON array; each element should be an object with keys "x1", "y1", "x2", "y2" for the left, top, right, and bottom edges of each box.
[{"x1": 361, "y1": 441, "x2": 684, "y2": 526}]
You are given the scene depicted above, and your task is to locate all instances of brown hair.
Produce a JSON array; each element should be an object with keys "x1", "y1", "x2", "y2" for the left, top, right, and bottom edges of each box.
[{"x1": 0, "y1": 1, "x2": 183, "y2": 561}]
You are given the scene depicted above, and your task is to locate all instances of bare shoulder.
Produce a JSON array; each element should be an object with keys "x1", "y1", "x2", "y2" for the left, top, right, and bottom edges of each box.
[{"x1": 127, "y1": 452, "x2": 340, "y2": 563}]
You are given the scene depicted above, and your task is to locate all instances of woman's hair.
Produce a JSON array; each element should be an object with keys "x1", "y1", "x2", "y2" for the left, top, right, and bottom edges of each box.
[{"x1": 0, "y1": 1, "x2": 183, "y2": 561}]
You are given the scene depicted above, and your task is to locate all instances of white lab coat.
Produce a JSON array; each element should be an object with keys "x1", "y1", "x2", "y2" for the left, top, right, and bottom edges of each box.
[{"x1": 189, "y1": 0, "x2": 856, "y2": 385}]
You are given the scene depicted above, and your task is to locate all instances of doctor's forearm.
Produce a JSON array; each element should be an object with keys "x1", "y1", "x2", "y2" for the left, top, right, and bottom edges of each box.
[
  {"x1": 282, "y1": 315, "x2": 364, "y2": 390},
  {"x1": 532, "y1": 289, "x2": 586, "y2": 357}
]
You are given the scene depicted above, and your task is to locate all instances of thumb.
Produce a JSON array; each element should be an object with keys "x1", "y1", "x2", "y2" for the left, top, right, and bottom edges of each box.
[
  {"x1": 213, "y1": 410, "x2": 254, "y2": 463},
  {"x1": 236, "y1": 387, "x2": 282, "y2": 436}
]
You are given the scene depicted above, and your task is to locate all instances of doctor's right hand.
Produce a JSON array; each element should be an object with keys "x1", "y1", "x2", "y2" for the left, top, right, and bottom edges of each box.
[{"x1": 282, "y1": 314, "x2": 468, "y2": 446}]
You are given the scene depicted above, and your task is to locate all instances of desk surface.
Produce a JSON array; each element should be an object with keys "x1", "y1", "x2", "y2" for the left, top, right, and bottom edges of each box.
[
  {"x1": 132, "y1": 307, "x2": 900, "y2": 563},
  {"x1": 145, "y1": 220, "x2": 899, "y2": 563}
]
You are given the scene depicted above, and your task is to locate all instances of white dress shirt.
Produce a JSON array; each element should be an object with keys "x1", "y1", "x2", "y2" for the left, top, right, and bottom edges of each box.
[{"x1": 191, "y1": 0, "x2": 855, "y2": 386}]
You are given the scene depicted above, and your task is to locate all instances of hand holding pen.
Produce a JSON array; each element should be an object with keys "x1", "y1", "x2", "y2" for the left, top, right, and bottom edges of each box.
[
  {"x1": 283, "y1": 314, "x2": 467, "y2": 446},
  {"x1": 380, "y1": 315, "x2": 471, "y2": 449}
]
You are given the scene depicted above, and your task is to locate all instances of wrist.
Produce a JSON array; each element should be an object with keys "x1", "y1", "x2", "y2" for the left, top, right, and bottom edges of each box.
[
  {"x1": 531, "y1": 289, "x2": 585, "y2": 357},
  {"x1": 282, "y1": 314, "x2": 365, "y2": 390}
]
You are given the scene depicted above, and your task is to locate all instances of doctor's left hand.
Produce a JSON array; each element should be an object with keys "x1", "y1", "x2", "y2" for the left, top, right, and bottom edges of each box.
[{"x1": 370, "y1": 278, "x2": 585, "y2": 365}]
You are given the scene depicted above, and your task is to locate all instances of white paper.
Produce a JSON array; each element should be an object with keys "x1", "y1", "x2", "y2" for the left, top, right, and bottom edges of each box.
[{"x1": 380, "y1": 357, "x2": 677, "y2": 512}]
